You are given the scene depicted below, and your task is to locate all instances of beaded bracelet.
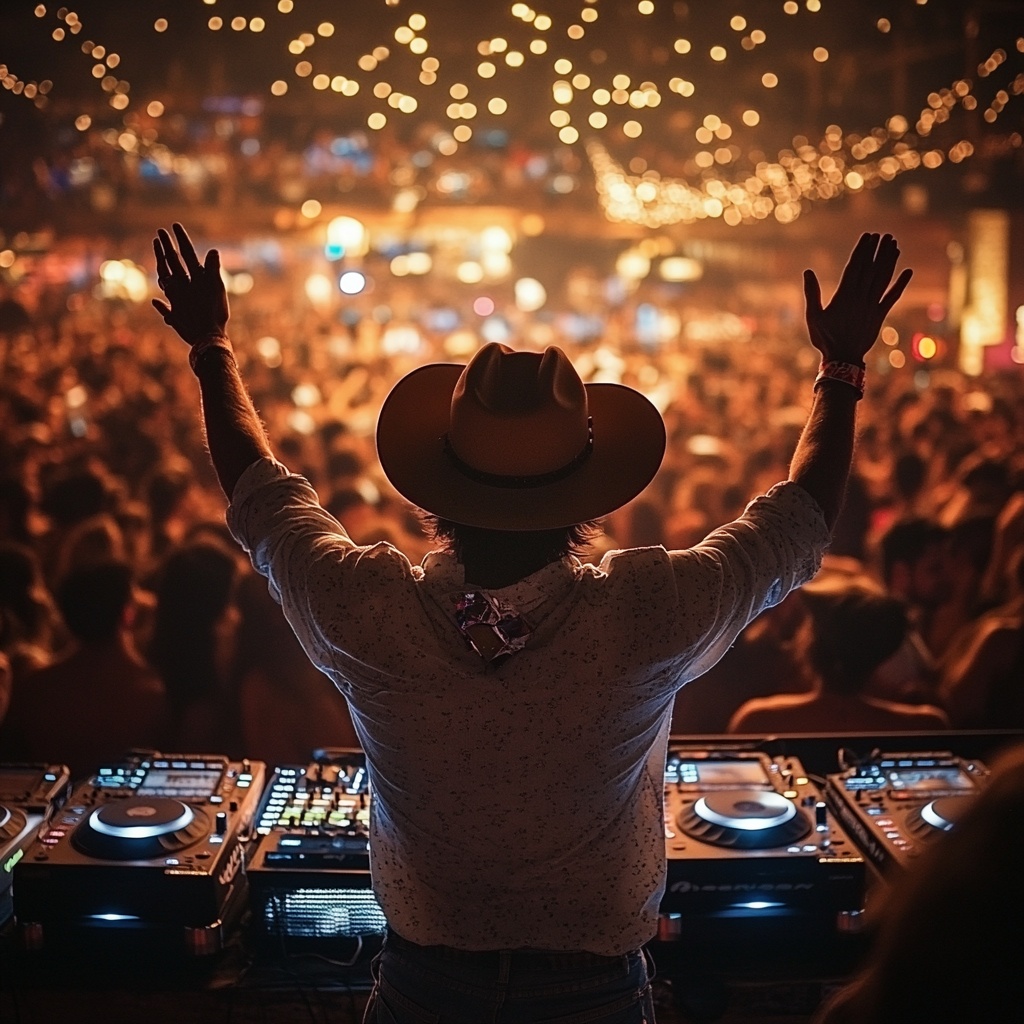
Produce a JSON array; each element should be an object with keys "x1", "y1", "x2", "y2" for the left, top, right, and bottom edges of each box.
[{"x1": 814, "y1": 360, "x2": 866, "y2": 399}]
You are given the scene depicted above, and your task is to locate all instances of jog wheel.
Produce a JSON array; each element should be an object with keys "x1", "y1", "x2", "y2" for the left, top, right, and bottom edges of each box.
[
  {"x1": 72, "y1": 797, "x2": 209, "y2": 860},
  {"x1": 0, "y1": 805, "x2": 28, "y2": 846},
  {"x1": 679, "y1": 789, "x2": 810, "y2": 849},
  {"x1": 907, "y1": 795, "x2": 973, "y2": 840}
]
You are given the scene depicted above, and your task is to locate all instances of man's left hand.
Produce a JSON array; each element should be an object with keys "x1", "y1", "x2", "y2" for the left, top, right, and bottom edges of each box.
[{"x1": 152, "y1": 223, "x2": 230, "y2": 347}]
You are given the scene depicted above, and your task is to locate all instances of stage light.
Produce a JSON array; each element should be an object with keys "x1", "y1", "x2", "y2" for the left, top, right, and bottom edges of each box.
[
  {"x1": 256, "y1": 337, "x2": 282, "y2": 368},
  {"x1": 514, "y1": 278, "x2": 546, "y2": 312},
  {"x1": 457, "y1": 262, "x2": 484, "y2": 284},
  {"x1": 292, "y1": 383, "x2": 322, "y2": 408},
  {"x1": 616, "y1": 249, "x2": 650, "y2": 281},
  {"x1": 659, "y1": 257, "x2": 703, "y2": 282},
  {"x1": 305, "y1": 274, "x2": 333, "y2": 305},
  {"x1": 473, "y1": 296, "x2": 495, "y2": 316},
  {"x1": 326, "y1": 217, "x2": 367, "y2": 257},
  {"x1": 339, "y1": 271, "x2": 366, "y2": 295}
]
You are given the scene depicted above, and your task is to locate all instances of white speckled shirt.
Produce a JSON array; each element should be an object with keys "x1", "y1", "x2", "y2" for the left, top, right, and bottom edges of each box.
[{"x1": 227, "y1": 458, "x2": 829, "y2": 955}]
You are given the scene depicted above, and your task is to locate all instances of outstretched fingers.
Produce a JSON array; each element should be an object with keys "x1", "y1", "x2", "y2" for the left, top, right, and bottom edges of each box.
[
  {"x1": 172, "y1": 222, "x2": 203, "y2": 276},
  {"x1": 879, "y1": 267, "x2": 913, "y2": 316},
  {"x1": 157, "y1": 228, "x2": 187, "y2": 282},
  {"x1": 152, "y1": 237, "x2": 172, "y2": 288},
  {"x1": 152, "y1": 298, "x2": 172, "y2": 318},
  {"x1": 838, "y1": 232, "x2": 878, "y2": 298},
  {"x1": 803, "y1": 269, "x2": 823, "y2": 316}
]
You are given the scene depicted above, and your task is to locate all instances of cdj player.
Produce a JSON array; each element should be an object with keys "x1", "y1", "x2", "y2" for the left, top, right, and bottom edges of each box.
[
  {"x1": 0, "y1": 763, "x2": 71, "y2": 926},
  {"x1": 247, "y1": 749, "x2": 386, "y2": 943},
  {"x1": 13, "y1": 752, "x2": 264, "y2": 954},
  {"x1": 825, "y1": 751, "x2": 988, "y2": 874},
  {"x1": 659, "y1": 749, "x2": 865, "y2": 936}
]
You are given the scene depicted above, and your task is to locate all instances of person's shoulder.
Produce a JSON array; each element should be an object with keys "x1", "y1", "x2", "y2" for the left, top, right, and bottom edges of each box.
[
  {"x1": 862, "y1": 695, "x2": 949, "y2": 728},
  {"x1": 729, "y1": 693, "x2": 815, "y2": 733}
]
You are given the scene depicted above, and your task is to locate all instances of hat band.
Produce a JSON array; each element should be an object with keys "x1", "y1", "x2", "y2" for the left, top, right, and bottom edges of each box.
[{"x1": 443, "y1": 418, "x2": 593, "y2": 490}]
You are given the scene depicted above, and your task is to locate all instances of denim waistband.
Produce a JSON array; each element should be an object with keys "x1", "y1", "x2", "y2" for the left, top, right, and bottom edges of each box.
[{"x1": 384, "y1": 927, "x2": 637, "y2": 971}]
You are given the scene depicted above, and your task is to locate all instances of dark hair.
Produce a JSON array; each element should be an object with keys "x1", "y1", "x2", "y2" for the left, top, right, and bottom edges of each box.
[
  {"x1": 803, "y1": 584, "x2": 909, "y2": 695},
  {"x1": 40, "y1": 469, "x2": 109, "y2": 529},
  {"x1": 880, "y1": 518, "x2": 947, "y2": 583},
  {"x1": 0, "y1": 542, "x2": 47, "y2": 647},
  {"x1": 893, "y1": 453, "x2": 926, "y2": 501},
  {"x1": 425, "y1": 516, "x2": 600, "y2": 575},
  {"x1": 149, "y1": 543, "x2": 237, "y2": 712},
  {"x1": 146, "y1": 464, "x2": 192, "y2": 526},
  {"x1": 233, "y1": 573, "x2": 306, "y2": 692},
  {"x1": 57, "y1": 561, "x2": 133, "y2": 644},
  {"x1": 949, "y1": 516, "x2": 996, "y2": 576}
]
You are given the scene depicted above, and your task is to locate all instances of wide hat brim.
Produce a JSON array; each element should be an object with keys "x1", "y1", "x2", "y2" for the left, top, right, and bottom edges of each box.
[{"x1": 376, "y1": 363, "x2": 666, "y2": 530}]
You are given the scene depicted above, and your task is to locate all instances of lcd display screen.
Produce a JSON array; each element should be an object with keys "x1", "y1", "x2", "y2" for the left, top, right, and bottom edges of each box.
[
  {"x1": 678, "y1": 761, "x2": 769, "y2": 786},
  {"x1": 888, "y1": 768, "x2": 973, "y2": 791},
  {"x1": 137, "y1": 768, "x2": 222, "y2": 798}
]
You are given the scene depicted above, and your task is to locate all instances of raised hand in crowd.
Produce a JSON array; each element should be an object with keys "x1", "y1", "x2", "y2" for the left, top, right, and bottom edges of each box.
[
  {"x1": 803, "y1": 232, "x2": 913, "y2": 366},
  {"x1": 152, "y1": 223, "x2": 230, "y2": 349}
]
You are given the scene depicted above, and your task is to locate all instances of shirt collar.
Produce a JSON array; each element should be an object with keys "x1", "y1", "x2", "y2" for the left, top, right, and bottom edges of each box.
[{"x1": 420, "y1": 550, "x2": 581, "y2": 630}]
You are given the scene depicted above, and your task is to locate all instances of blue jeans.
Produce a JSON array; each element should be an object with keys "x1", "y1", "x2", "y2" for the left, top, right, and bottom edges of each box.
[{"x1": 363, "y1": 928, "x2": 656, "y2": 1024}]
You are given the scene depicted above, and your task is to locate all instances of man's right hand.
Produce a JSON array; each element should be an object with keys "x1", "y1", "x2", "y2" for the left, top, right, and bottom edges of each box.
[{"x1": 803, "y1": 233, "x2": 912, "y2": 367}]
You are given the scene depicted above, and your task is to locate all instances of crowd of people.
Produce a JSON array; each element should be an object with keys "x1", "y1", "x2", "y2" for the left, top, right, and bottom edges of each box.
[{"x1": 1, "y1": 238, "x2": 1022, "y2": 779}]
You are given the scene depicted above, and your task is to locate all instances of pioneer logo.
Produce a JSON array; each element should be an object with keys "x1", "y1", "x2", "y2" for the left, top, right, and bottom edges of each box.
[
  {"x1": 126, "y1": 805, "x2": 157, "y2": 817},
  {"x1": 670, "y1": 881, "x2": 814, "y2": 894},
  {"x1": 217, "y1": 843, "x2": 243, "y2": 886}
]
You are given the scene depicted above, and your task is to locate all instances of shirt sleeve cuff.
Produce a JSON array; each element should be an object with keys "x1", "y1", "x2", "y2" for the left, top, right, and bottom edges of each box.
[{"x1": 225, "y1": 457, "x2": 291, "y2": 546}]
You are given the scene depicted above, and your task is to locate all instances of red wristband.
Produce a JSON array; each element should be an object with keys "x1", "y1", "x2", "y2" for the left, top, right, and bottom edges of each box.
[{"x1": 814, "y1": 361, "x2": 865, "y2": 399}]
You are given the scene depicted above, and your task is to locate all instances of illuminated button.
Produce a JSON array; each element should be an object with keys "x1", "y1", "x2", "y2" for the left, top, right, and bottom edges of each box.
[
  {"x1": 165, "y1": 858, "x2": 179, "y2": 865},
  {"x1": 783, "y1": 790, "x2": 798, "y2": 799},
  {"x1": 209, "y1": 835, "x2": 224, "y2": 844},
  {"x1": 787, "y1": 846, "x2": 801, "y2": 853},
  {"x1": 875, "y1": 819, "x2": 893, "y2": 826},
  {"x1": 891, "y1": 839, "x2": 908, "y2": 847},
  {"x1": 48, "y1": 830, "x2": 65, "y2": 837},
  {"x1": 795, "y1": 777, "x2": 808, "y2": 786},
  {"x1": 44, "y1": 772, "x2": 57, "y2": 781},
  {"x1": 41, "y1": 838, "x2": 59, "y2": 845},
  {"x1": 801, "y1": 845, "x2": 816, "y2": 852},
  {"x1": 210, "y1": 796, "x2": 224, "y2": 804},
  {"x1": 172, "y1": 761, "x2": 187, "y2": 769}
]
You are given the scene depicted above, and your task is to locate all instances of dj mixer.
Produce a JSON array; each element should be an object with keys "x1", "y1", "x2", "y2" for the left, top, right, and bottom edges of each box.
[
  {"x1": 247, "y1": 749, "x2": 386, "y2": 943},
  {"x1": 0, "y1": 763, "x2": 70, "y2": 926},
  {"x1": 825, "y1": 751, "x2": 989, "y2": 874},
  {"x1": 13, "y1": 752, "x2": 264, "y2": 954},
  {"x1": 659, "y1": 749, "x2": 866, "y2": 937}
]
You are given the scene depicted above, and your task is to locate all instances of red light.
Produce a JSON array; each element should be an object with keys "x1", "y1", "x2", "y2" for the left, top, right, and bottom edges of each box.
[
  {"x1": 911, "y1": 333, "x2": 942, "y2": 361},
  {"x1": 473, "y1": 296, "x2": 495, "y2": 316}
]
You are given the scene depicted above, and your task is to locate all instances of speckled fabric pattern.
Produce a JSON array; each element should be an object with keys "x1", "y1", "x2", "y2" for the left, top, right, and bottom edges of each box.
[{"x1": 227, "y1": 459, "x2": 829, "y2": 956}]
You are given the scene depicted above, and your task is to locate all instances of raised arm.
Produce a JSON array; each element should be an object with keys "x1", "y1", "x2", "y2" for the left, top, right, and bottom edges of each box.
[
  {"x1": 789, "y1": 233, "x2": 912, "y2": 530},
  {"x1": 152, "y1": 224, "x2": 273, "y2": 499}
]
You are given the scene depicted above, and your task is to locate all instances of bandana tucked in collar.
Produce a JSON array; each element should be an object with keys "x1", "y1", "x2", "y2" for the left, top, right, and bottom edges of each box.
[{"x1": 454, "y1": 591, "x2": 532, "y2": 668}]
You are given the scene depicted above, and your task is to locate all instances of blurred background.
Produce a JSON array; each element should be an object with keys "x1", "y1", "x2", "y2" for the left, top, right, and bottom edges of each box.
[{"x1": 1, "y1": 0, "x2": 1023, "y2": 764}]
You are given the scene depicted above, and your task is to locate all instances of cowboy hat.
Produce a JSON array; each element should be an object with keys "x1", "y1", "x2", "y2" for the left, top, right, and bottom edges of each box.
[{"x1": 376, "y1": 343, "x2": 666, "y2": 530}]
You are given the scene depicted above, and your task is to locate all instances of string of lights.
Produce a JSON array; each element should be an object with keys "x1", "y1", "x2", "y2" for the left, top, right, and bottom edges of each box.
[{"x1": 11, "y1": 3, "x2": 1024, "y2": 230}]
